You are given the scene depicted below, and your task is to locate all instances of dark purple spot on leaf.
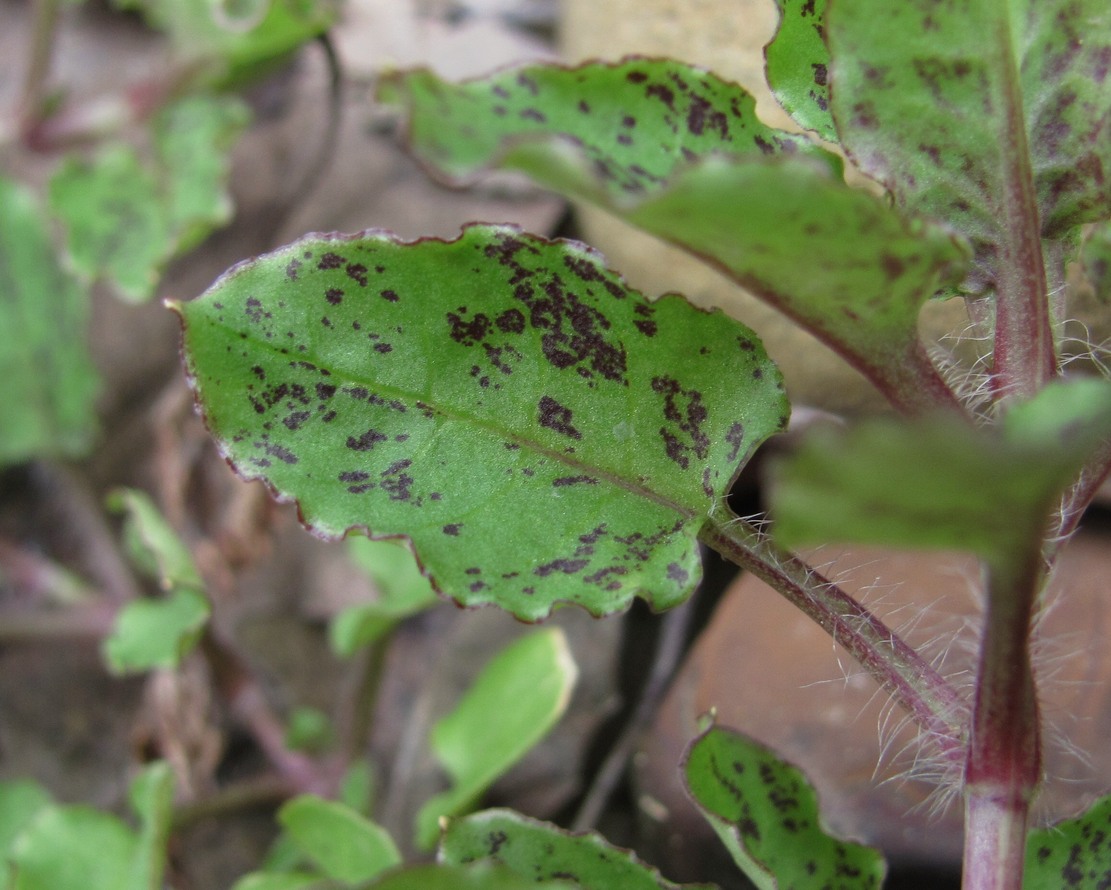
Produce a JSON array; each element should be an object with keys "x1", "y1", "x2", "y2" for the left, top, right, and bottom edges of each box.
[
  {"x1": 325, "y1": 288, "x2": 344, "y2": 304},
  {"x1": 538, "y1": 396, "x2": 582, "y2": 440},
  {"x1": 317, "y1": 252, "x2": 343, "y2": 270},
  {"x1": 347, "y1": 429, "x2": 387, "y2": 451},
  {"x1": 346, "y1": 263, "x2": 368, "y2": 286},
  {"x1": 443, "y1": 524, "x2": 462, "y2": 536}
]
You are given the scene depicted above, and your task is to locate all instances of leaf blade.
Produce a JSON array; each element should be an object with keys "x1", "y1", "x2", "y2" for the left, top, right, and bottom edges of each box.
[
  {"x1": 414, "y1": 628, "x2": 577, "y2": 849},
  {"x1": 682, "y1": 722, "x2": 885, "y2": 890},
  {"x1": 177, "y1": 225, "x2": 788, "y2": 620}
]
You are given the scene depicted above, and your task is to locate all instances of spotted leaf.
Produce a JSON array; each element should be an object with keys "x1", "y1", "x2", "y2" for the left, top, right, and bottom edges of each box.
[
  {"x1": 826, "y1": 0, "x2": 1111, "y2": 294},
  {"x1": 683, "y1": 721, "x2": 885, "y2": 890},
  {"x1": 176, "y1": 225, "x2": 787, "y2": 620},
  {"x1": 439, "y1": 809, "x2": 710, "y2": 889},
  {"x1": 1024, "y1": 793, "x2": 1111, "y2": 890},
  {"x1": 380, "y1": 57, "x2": 834, "y2": 200},
  {"x1": 766, "y1": 0, "x2": 835, "y2": 141},
  {"x1": 383, "y1": 60, "x2": 969, "y2": 414}
]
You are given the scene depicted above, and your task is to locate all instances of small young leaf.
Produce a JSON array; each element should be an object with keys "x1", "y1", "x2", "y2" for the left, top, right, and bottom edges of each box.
[
  {"x1": 765, "y1": 0, "x2": 835, "y2": 140},
  {"x1": 1024, "y1": 793, "x2": 1111, "y2": 890},
  {"x1": 369, "y1": 862, "x2": 575, "y2": 890},
  {"x1": 414, "y1": 628, "x2": 577, "y2": 849},
  {"x1": 278, "y1": 795, "x2": 401, "y2": 884},
  {"x1": 440, "y1": 809, "x2": 708, "y2": 889},
  {"x1": 108, "y1": 488, "x2": 204, "y2": 592},
  {"x1": 176, "y1": 225, "x2": 788, "y2": 620},
  {"x1": 104, "y1": 489, "x2": 210, "y2": 674},
  {"x1": 0, "y1": 175, "x2": 99, "y2": 466},
  {"x1": 126, "y1": 763, "x2": 175, "y2": 890},
  {"x1": 8, "y1": 805, "x2": 138, "y2": 890},
  {"x1": 331, "y1": 537, "x2": 438, "y2": 656},
  {"x1": 771, "y1": 378, "x2": 1111, "y2": 561},
  {"x1": 284, "y1": 706, "x2": 333, "y2": 753},
  {"x1": 683, "y1": 722, "x2": 885, "y2": 890},
  {"x1": 102, "y1": 588, "x2": 211, "y2": 674},
  {"x1": 381, "y1": 58, "x2": 833, "y2": 199}
]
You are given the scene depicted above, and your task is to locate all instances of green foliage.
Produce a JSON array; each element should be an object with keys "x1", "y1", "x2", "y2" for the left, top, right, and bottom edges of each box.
[
  {"x1": 0, "y1": 764, "x2": 173, "y2": 890},
  {"x1": 440, "y1": 809, "x2": 708, "y2": 889},
  {"x1": 366, "y1": 863, "x2": 575, "y2": 890},
  {"x1": 415, "y1": 628, "x2": 578, "y2": 849},
  {"x1": 770, "y1": 378, "x2": 1111, "y2": 561},
  {"x1": 331, "y1": 537, "x2": 439, "y2": 656},
  {"x1": 1024, "y1": 793, "x2": 1111, "y2": 890},
  {"x1": 683, "y1": 722, "x2": 885, "y2": 890},
  {"x1": 176, "y1": 224, "x2": 787, "y2": 620},
  {"x1": 765, "y1": 0, "x2": 834, "y2": 140},
  {"x1": 277, "y1": 796, "x2": 401, "y2": 884},
  {"x1": 381, "y1": 59, "x2": 969, "y2": 413},
  {"x1": 48, "y1": 96, "x2": 249, "y2": 302},
  {"x1": 0, "y1": 176, "x2": 99, "y2": 466},
  {"x1": 826, "y1": 0, "x2": 1111, "y2": 293},
  {"x1": 102, "y1": 488, "x2": 210, "y2": 673}
]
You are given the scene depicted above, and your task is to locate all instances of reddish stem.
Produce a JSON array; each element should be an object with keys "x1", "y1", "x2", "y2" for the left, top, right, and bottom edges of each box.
[
  {"x1": 988, "y1": 17, "x2": 1056, "y2": 402},
  {"x1": 700, "y1": 514, "x2": 967, "y2": 766},
  {"x1": 962, "y1": 548, "x2": 1043, "y2": 890}
]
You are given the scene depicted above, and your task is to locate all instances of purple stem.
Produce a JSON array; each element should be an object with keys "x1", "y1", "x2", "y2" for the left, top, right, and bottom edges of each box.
[
  {"x1": 961, "y1": 548, "x2": 1043, "y2": 890},
  {"x1": 988, "y1": 17, "x2": 1056, "y2": 401},
  {"x1": 699, "y1": 514, "x2": 967, "y2": 767}
]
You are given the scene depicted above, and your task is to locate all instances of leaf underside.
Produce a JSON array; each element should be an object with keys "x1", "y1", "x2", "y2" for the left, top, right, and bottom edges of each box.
[
  {"x1": 178, "y1": 225, "x2": 787, "y2": 620},
  {"x1": 382, "y1": 58, "x2": 970, "y2": 414},
  {"x1": 683, "y1": 723, "x2": 885, "y2": 890},
  {"x1": 826, "y1": 0, "x2": 1111, "y2": 293}
]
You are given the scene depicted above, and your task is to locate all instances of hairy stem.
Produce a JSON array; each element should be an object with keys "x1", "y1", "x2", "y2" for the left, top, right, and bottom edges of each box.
[
  {"x1": 962, "y1": 550, "x2": 1043, "y2": 890},
  {"x1": 699, "y1": 513, "x2": 966, "y2": 766},
  {"x1": 988, "y1": 14, "x2": 1056, "y2": 401}
]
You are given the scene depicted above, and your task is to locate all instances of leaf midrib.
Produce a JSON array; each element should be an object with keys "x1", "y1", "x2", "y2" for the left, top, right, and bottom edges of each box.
[{"x1": 190, "y1": 306, "x2": 702, "y2": 521}]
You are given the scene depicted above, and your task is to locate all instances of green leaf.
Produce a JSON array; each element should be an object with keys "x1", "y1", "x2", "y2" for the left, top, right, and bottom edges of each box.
[
  {"x1": 152, "y1": 95, "x2": 251, "y2": 253},
  {"x1": 230, "y1": 874, "x2": 324, "y2": 890},
  {"x1": 103, "y1": 588, "x2": 211, "y2": 674},
  {"x1": 617, "y1": 157, "x2": 968, "y2": 412},
  {"x1": 0, "y1": 781, "x2": 52, "y2": 889},
  {"x1": 108, "y1": 488, "x2": 204, "y2": 592},
  {"x1": 331, "y1": 537, "x2": 438, "y2": 656},
  {"x1": 1024, "y1": 793, "x2": 1111, "y2": 890},
  {"x1": 284, "y1": 706, "x2": 333, "y2": 753},
  {"x1": 414, "y1": 628, "x2": 577, "y2": 850},
  {"x1": 49, "y1": 97, "x2": 247, "y2": 303},
  {"x1": 770, "y1": 378, "x2": 1111, "y2": 561},
  {"x1": 383, "y1": 62, "x2": 969, "y2": 412},
  {"x1": 765, "y1": 0, "x2": 835, "y2": 140},
  {"x1": 126, "y1": 763, "x2": 175, "y2": 890},
  {"x1": 176, "y1": 225, "x2": 788, "y2": 620},
  {"x1": 440, "y1": 809, "x2": 707, "y2": 889},
  {"x1": 118, "y1": 0, "x2": 333, "y2": 84},
  {"x1": 368, "y1": 862, "x2": 575, "y2": 890},
  {"x1": 381, "y1": 58, "x2": 833, "y2": 199},
  {"x1": 8, "y1": 805, "x2": 137, "y2": 890},
  {"x1": 826, "y1": 0, "x2": 1111, "y2": 291},
  {"x1": 0, "y1": 175, "x2": 99, "y2": 466},
  {"x1": 49, "y1": 147, "x2": 170, "y2": 302},
  {"x1": 278, "y1": 795, "x2": 401, "y2": 884},
  {"x1": 683, "y1": 723, "x2": 884, "y2": 889}
]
